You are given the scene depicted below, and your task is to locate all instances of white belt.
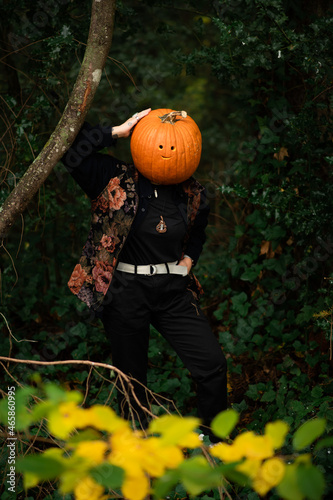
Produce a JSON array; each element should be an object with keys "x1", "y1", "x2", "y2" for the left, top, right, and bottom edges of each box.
[{"x1": 116, "y1": 261, "x2": 188, "y2": 277}]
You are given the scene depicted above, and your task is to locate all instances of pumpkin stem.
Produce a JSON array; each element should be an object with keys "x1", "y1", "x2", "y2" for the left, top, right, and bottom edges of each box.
[{"x1": 159, "y1": 110, "x2": 187, "y2": 124}]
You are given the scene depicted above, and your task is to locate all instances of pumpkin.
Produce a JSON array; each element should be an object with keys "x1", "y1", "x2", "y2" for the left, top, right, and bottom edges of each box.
[{"x1": 130, "y1": 108, "x2": 202, "y2": 185}]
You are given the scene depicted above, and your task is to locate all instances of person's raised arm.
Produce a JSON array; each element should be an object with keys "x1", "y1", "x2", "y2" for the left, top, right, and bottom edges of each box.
[
  {"x1": 111, "y1": 108, "x2": 151, "y2": 138},
  {"x1": 62, "y1": 108, "x2": 151, "y2": 199}
]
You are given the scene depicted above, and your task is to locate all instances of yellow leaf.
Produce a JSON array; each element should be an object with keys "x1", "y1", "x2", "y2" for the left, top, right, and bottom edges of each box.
[
  {"x1": 233, "y1": 432, "x2": 274, "y2": 460},
  {"x1": 74, "y1": 440, "x2": 108, "y2": 466},
  {"x1": 23, "y1": 472, "x2": 40, "y2": 489},
  {"x1": 140, "y1": 437, "x2": 183, "y2": 476},
  {"x1": 252, "y1": 477, "x2": 272, "y2": 496},
  {"x1": 158, "y1": 444, "x2": 184, "y2": 469},
  {"x1": 265, "y1": 421, "x2": 289, "y2": 449},
  {"x1": 74, "y1": 475, "x2": 108, "y2": 500},
  {"x1": 259, "y1": 457, "x2": 286, "y2": 486},
  {"x1": 86, "y1": 405, "x2": 129, "y2": 433},
  {"x1": 122, "y1": 471, "x2": 150, "y2": 500},
  {"x1": 109, "y1": 428, "x2": 143, "y2": 477},
  {"x1": 212, "y1": 431, "x2": 273, "y2": 463},
  {"x1": 109, "y1": 428, "x2": 184, "y2": 480},
  {"x1": 148, "y1": 415, "x2": 200, "y2": 446},
  {"x1": 137, "y1": 438, "x2": 166, "y2": 477},
  {"x1": 48, "y1": 401, "x2": 87, "y2": 439},
  {"x1": 236, "y1": 458, "x2": 262, "y2": 479},
  {"x1": 210, "y1": 442, "x2": 243, "y2": 462},
  {"x1": 48, "y1": 402, "x2": 128, "y2": 440},
  {"x1": 178, "y1": 431, "x2": 202, "y2": 449}
]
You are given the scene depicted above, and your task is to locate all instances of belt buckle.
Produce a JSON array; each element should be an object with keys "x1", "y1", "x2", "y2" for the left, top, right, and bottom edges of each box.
[{"x1": 147, "y1": 265, "x2": 157, "y2": 276}]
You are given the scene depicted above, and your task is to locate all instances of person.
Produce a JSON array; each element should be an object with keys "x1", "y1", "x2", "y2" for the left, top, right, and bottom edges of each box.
[{"x1": 62, "y1": 108, "x2": 227, "y2": 438}]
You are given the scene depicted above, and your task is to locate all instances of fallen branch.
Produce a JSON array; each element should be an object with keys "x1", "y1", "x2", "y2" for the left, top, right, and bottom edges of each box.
[{"x1": 0, "y1": 356, "x2": 156, "y2": 420}]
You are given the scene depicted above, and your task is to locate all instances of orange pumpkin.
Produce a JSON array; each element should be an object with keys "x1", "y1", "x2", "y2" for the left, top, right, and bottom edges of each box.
[{"x1": 130, "y1": 108, "x2": 202, "y2": 185}]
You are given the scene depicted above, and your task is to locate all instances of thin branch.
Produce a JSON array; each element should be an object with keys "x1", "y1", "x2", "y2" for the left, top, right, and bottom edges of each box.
[
  {"x1": 0, "y1": 361, "x2": 24, "y2": 387},
  {"x1": 330, "y1": 313, "x2": 333, "y2": 361},
  {"x1": 15, "y1": 214, "x2": 24, "y2": 259},
  {"x1": 0, "y1": 243, "x2": 19, "y2": 288},
  {"x1": 0, "y1": 430, "x2": 58, "y2": 446},
  {"x1": 23, "y1": 419, "x2": 45, "y2": 457},
  {"x1": 0, "y1": 37, "x2": 54, "y2": 62},
  {"x1": 0, "y1": 356, "x2": 155, "y2": 420},
  {"x1": 0, "y1": 93, "x2": 17, "y2": 118},
  {"x1": 82, "y1": 364, "x2": 94, "y2": 406},
  {"x1": 73, "y1": 38, "x2": 138, "y2": 88},
  {"x1": 313, "y1": 85, "x2": 333, "y2": 102},
  {"x1": 0, "y1": 87, "x2": 36, "y2": 143}
]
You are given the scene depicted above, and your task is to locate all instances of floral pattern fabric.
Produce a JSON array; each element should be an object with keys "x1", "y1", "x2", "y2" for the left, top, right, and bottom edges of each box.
[{"x1": 68, "y1": 165, "x2": 205, "y2": 311}]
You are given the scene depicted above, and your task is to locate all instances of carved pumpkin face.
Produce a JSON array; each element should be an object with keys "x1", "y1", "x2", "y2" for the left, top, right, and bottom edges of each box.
[{"x1": 130, "y1": 108, "x2": 202, "y2": 185}]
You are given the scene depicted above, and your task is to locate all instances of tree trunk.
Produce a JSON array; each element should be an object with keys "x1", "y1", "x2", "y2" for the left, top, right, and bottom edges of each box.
[{"x1": 0, "y1": 0, "x2": 116, "y2": 239}]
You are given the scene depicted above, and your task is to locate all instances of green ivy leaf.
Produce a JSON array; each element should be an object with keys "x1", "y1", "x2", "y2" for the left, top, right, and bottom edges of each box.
[
  {"x1": 235, "y1": 225, "x2": 246, "y2": 238},
  {"x1": 264, "y1": 225, "x2": 286, "y2": 241},
  {"x1": 153, "y1": 470, "x2": 180, "y2": 499},
  {"x1": 159, "y1": 378, "x2": 181, "y2": 392},
  {"x1": 297, "y1": 464, "x2": 325, "y2": 500},
  {"x1": 246, "y1": 384, "x2": 260, "y2": 401},
  {"x1": 314, "y1": 436, "x2": 333, "y2": 452},
  {"x1": 11, "y1": 386, "x2": 37, "y2": 431},
  {"x1": 288, "y1": 400, "x2": 305, "y2": 415},
  {"x1": 213, "y1": 300, "x2": 228, "y2": 320},
  {"x1": 0, "y1": 399, "x2": 7, "y2": 426},
  {"x1": 261, "y1": 389, "x2": 276, "y2": 402},
  {"x1": 246, "y1": 209, "x2": 267, "y2": 229},
  {"x1": 16, "y1": 455, "x2": 65, "y2": 480},
  {"x1": 293, "y1": 418, "x2": 326, "y2": 450},
  {"x1": 178, "y1": 456, "x2": 222, "y2": 496},
  {"x1": 240, "y1": 266, "x2": 262, "y2": 282},
  {"x1": 276, "y1": 463, "x2": 304, "y2": 500},
  {"x1": 217, "y1": 463, "x2": 250, "y2": 487},
  {"x1": 296, "y1": 305, "x2": 317, "y2": 325},
  {"x1": 90, "y1": 463, "x2": 125, "y2": 489},
  {"x1": 231, "y1": 291, "x2": 248, "y2": 306},
  {"x1": 211, "y1": 409, "x2": 239, "y2": 438},
  {"x1": 311, "y1": 386, "x2": 324, "y2": 399},
  {"x1": 236, "y1": 318, "x2": 254, "y2": 340}
]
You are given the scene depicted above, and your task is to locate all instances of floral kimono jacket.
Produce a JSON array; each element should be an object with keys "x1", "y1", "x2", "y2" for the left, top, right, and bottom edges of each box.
[{"x1": 63, "y1": 124, "x2": 208, "y2": 313}]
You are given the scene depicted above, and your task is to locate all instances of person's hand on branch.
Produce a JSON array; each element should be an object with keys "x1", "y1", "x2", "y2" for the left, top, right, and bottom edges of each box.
[{"x1": 112, "y1": 108, "x2": 151, "y2": 139}]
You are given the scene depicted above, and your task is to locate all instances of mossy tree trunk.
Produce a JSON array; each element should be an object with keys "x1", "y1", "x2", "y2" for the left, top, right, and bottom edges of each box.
[{"x1": 0, "y1": 0, "x2": 116, "y2": 238}]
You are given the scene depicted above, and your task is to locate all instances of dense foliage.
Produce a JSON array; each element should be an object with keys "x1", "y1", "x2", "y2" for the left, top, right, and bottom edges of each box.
[
  {"x1": 0, "y1": 383, "x2": 330, "y2": 500},
  {"x1": 1, "y1": 0, "x2": 332, "y2": 498}
]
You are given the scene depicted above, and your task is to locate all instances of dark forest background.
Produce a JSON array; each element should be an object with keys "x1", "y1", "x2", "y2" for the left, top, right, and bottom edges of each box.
[{"x1": 1, "y1": 0, "x2": 333, "y2": 498}]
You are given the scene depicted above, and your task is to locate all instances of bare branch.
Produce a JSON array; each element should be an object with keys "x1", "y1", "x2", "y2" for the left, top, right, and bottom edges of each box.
[{"x1": 0, "y1": 356, "x2": 156, "y2": 420}]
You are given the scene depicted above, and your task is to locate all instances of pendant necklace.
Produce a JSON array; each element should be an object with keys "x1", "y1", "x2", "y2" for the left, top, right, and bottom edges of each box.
[
  {"x1": 154, "y1": 188, "x2": 168, "y2": 233},
  {"x1": 156, "y1": 215, "x2": 167, "y2": 233}
]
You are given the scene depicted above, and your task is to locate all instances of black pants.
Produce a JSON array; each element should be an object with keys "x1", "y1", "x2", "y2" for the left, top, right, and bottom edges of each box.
[{"x1": 102, "y1": 270, "x2": 227, "y2": 430}]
